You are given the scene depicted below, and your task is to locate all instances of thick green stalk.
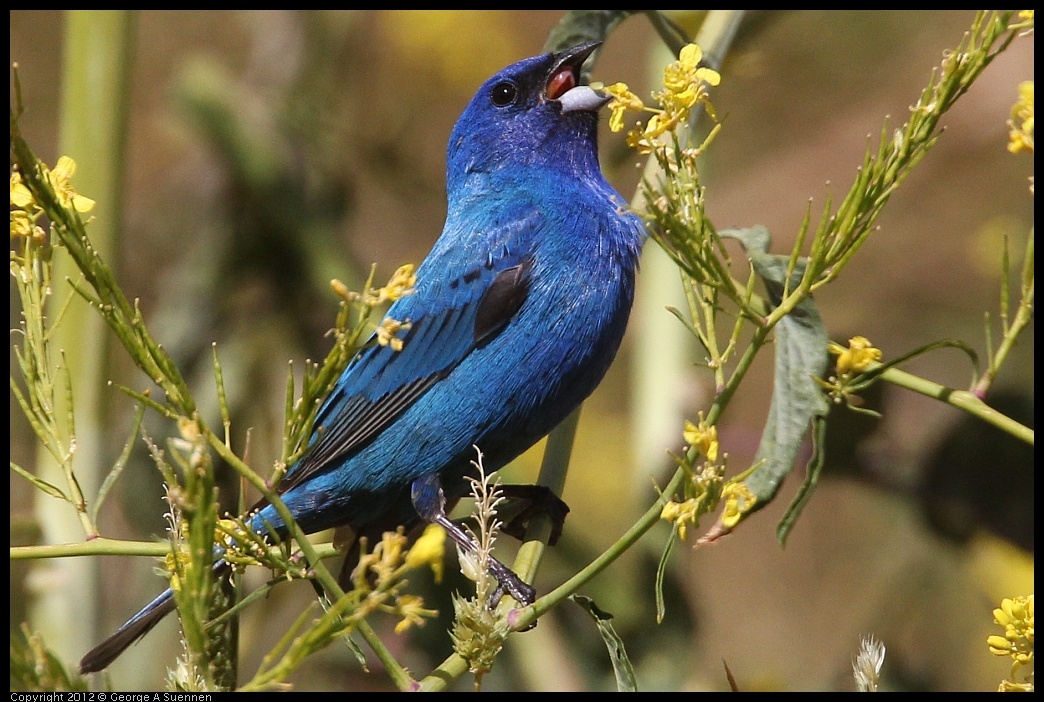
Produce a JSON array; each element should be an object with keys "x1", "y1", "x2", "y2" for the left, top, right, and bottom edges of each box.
[
  {"x1": 29, "y1": 9, "x2": 134, "y2": 667},
  {"x1": 630, "y1": 10, "x2": 746, "y2": 493},
  {"x1": 512, "y1": 407, "x2": 581, "y2": 582}
]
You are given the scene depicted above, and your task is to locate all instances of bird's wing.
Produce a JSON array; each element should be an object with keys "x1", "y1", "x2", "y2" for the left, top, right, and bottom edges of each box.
[{"x1": 276, "y1": 218, "x2": 537, "y2": 495}]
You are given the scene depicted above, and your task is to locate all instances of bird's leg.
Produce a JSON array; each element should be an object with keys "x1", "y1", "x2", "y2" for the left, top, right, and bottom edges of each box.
[
  {"x1": 411, "y1": 473, "x2": 536, "y2": 607},
  {"x1": 497, "y1": 484, "x2": 570, "y2": 546}
]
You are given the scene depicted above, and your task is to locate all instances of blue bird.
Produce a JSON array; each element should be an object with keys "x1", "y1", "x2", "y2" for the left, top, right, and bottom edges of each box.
[{"x1": 80, "y1": 41, "x2": 644, "y2": 673}]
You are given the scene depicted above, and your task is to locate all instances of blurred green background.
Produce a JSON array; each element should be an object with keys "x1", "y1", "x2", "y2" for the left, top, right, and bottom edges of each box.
[{"x1": 10, "y1": 10, "x2": 1033, "y2": 691}]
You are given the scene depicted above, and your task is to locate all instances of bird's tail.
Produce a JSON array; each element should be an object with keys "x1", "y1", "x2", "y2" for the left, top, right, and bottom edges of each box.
[
  {"x1": 80, "y1": 504, "x2": 279, "y2": 673},
  {"x1": 79, "y1": 558, "x2": 234, "y2": 674},
  {"x1": 78, "y1": 586, "x2": 177, "y2": 673}
]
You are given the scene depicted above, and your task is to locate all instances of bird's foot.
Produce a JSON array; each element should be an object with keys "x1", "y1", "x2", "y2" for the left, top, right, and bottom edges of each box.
[
  {"x1": 498, "y1": 484, "x2": 571, "y2": 546},
  {"x1": 411, "y1": 473, "x2": 537, "y2": 610}
]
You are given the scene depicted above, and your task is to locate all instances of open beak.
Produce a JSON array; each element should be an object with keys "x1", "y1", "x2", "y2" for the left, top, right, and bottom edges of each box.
[{"x1": 546, "y1": 41, "x2": 611, "y2": 114}]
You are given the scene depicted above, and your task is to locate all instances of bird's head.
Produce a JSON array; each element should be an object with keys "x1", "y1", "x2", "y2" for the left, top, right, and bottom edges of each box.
[{"x1": 446, "y1": 42, "x2": 610, "y2": 192}]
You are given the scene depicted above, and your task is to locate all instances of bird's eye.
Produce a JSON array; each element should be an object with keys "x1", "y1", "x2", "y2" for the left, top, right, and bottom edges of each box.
[{"x1": 490, "y1": 81, "x2": 518, "y2": 107}]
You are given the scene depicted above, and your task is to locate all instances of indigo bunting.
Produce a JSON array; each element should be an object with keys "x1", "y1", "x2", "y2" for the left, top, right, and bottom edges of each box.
[{"x1": 80, "y1": 41, "x2": 644, "y2": 673}]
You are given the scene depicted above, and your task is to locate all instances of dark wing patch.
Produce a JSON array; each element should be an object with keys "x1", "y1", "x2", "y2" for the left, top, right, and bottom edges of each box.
[
  {"x1": 276, "y1": 256, "x2": 532, "y2": 495},
  {"x1": 474, "y1": 260, "x2": 531, "y2": 345}
]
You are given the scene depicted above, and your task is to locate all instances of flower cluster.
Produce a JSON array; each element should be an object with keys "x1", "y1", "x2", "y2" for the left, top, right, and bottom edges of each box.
[
  {"x1": 834, "y1": 336, "x2": 882, "y2": 376},
  {"x1": 214, "y1": 515, "x2": 309, "y2": 578},
  {"x1": 1008, "y1": 81, "x2": 1034, "y2": 154},
  {"x1": 683, "y1": 411, "x2": 719, "y2": 463},
  {"x1": 660, "y1": 412, "x2": 731, "y2": 540},
  {"x1": 352, "y1": 526, "x2": 443, "y2": 634},
  {"x1": 818, "y1": 336, "x2": 883, "y2": 411},
  {"x1": 375, "y1": 316, "x2": 412, "y2": 352},
  {"x1": 11, "y1": 156, "x2": 96, "y2": 242},
  {"x1": 600, "y1": 43, "x2": 720, "y2": 154},
  {"x1": 331, "y1": 264, "x2": 416, "y2": 308},
  {"x1": 988, "y1": 594, "x2": 1034, "y2": 691},
  {"x1": 373, "y1": 263, "x2": 418, "y2": 305},
  {"x1": 331, "y1": 264, "x2": 417, "y2": 352}
]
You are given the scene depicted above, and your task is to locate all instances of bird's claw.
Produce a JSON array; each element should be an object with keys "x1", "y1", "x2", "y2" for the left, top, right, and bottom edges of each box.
[
  {"x1": 498, "y1": 484, "x2": 571, "y2": 546},
  {"x1": 487, "y1": 572, "x2": 537, "y2": 632}
]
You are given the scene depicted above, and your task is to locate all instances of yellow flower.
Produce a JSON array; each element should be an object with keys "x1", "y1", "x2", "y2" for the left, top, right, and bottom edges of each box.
[
  {"x1": 683, "y1": 411, "x2": 719, "y2": 463},
  {"x1": 602, "y1": 82, "x2": 645, "y2": 134},
  {"x1": 610, "y1": 43, "x2": 721, "y2": 156},
  {"x1": 10, "y1": 172, "x2": 34, "y2": 209},
  {"x1": 364, "y1": 264, "x2": 418, "y2": 306},
  {"x1": 405, "y1": 523, "x2": 446, "y2": 583},
  {"x1": 664, "y1": 44, "x2": 721, "y2": 93},
  {"x1": 382, "y1": 263, "x2": 417, "y2": 302},
  {"x1": 163, "y1": 548, "x2": 190, "y2": 593},
  {"x1": 989, "y1": 635, "x2": 1015, "y2": 655},
  {"x1": 47, "y1": 156, "x2": 96, "y2": 213},
  {"x1": 378, "y1": 529, "x2": 406, "y2": 572},
  {"x1": 394, "y1": 594, "x2": 437, "y2": 634},
  {"x1": 834, "y1": 336, "x2": 882, "y2": 376},
  {"x1": 643, "y1": 112, "x2": 673, "y2": 140},
  {"x1": 10, "y1": 209, "x2": 44, "y2": 241},
  {"x1": 988, "y1": 594, "x2": 1034, "y2": 690},
  {"x1": 659, "y1": 43, "x2": 720, "y2": 126},
  {"x1": 375, "y1": 316, "x2": 411, "y2": 352},
  {"x1": 720, "y1": 481, "x2": 756, "y2": 528},
  {"x1": 1008, "y1": 81, "x2": 1034, "y2": 154},
  {"x1": 660, "y1": 498, "x2": 700, "y2": 540}
]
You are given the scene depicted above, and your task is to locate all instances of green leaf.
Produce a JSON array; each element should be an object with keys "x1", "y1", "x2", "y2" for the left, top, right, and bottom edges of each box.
[
  {"x1": 572, "y1": 595, "x2": 638, "y2": 692},
  {"x1": 655, "y1": 523, "x2": 678, "y2": 623},
  {"x1": 92, "y1": 401, "x2": 146, "y2": 522},
  {"x1": 340, "y1": 633, "x2": 369, "y2": 672},
  {"x1": 10, "y1": 462, "x2": 70, "y2": 502},
  {"x1": 721, "y1": 227, "x2": 831, "y2": 543},
  {"x1": 776, "y1": 415, "x2": 827, "y2": 544},
  {"x1": 543, "y1": 11, "x2": 640, "y2": 75}
]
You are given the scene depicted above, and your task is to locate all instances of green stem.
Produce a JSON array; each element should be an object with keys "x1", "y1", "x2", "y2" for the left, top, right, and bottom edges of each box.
[
  {"x1": 11, "y1": 538, "x2": 169, "y2": 560},
  {"x1": 10, "y1": 539, "x2": 344, "y2": 561},
  {"x1": 514, "y1": 468, "x2": 685, "y2": 628},
  {"x1": 512, "y1": 407, "x2": 581, "y2": 582},
  {"x1": 974, "y1": 230, "x2": 1034, "y2": 398},
  {"x1": 419, "y1": 467, "x2": 687, "y2": 693},
  {"x1": 204, "y1": 430, "x2": 413, "y2": 689},
  {"x1": 878, "y1": 365, "x2": 1033, "y2": 445},
  {"x1": 26, "y1": 8, "x2": 135, "y2": 667}
]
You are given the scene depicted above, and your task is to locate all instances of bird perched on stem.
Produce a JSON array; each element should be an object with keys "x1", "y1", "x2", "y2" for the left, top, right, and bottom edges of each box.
[{"x1": 81, "y1": 41, "x2": 644, "y2": 674}]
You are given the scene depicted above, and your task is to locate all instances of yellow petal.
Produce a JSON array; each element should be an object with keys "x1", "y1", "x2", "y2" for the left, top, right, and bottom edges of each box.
[
  {"x1": 10, "y1": 181, "x2": 34, "y2": 209},
  {"x1": 72, "y1": 193, "x2": 96, "y2": 213},
  {"x1": 987, "y1": 635, "x2": 1013, "y2": 654},
  {"x1": 679, "y1": 43, "x2": 703, "y2": 69},
  {"x1": 695, "y1": 66, "x2": 721, "y2": 87},
  {"x1": 52, "y1": 155, "x2": 77, "y2": 182}
]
